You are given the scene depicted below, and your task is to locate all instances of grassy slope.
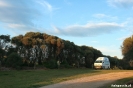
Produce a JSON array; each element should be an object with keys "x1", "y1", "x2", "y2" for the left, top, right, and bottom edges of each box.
[{"x1": 0, "y1": 69, "x2": 128, "y2": 88}]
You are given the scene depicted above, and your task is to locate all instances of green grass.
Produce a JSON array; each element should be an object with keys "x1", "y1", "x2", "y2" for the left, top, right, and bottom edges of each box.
[
  {"x1": 99, "y1": 76, "x2": 133, "y2": 88},
  {"x1": 0, "y1": 69, "x2": 129, "y2": 88}
]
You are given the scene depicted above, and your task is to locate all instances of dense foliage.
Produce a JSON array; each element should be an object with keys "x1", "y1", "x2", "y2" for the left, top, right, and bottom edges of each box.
[
  {"x1": 0, "y1": 32, "x2": 120, "y2": 69},
  {"x1": 6, "y1": 53, "x2": 23, "y2": 69},
  {"x1": 121, "y1": 35, "x2": 133, "y2": 69}
]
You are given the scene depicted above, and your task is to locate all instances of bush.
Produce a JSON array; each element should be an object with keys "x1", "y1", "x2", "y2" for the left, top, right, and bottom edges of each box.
[
  {"x1": 44, "y1": 59, "x2": 57, "y2": 69},
  {"x1": 6, "y1": 53, "x2": 23, "y2": 69},
  {"x1": 60, "y1": 60, "x2": 71, "y2": 68}
]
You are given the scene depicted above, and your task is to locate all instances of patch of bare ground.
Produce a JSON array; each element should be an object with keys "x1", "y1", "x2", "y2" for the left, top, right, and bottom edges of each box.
[{"x1": 40, "y1": 72, "x2": 133, "y2": 88}]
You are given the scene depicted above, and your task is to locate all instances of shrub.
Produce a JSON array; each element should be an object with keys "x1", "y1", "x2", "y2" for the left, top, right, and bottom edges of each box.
[
  {"x1": 6, "y1": 53, "x2": 23, "y2": 69},
  {"x1": 60, "y1": 60, "x2": 71, "y2": 68},
  {"x1": 44, "y1": 59, "x2": 57, "y2": 69}
]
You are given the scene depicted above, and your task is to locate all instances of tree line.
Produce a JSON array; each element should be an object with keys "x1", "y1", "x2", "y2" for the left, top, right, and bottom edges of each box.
[
  {"x1": 121, "y1": 35, "x2": 133, "y2": 69},
  {"x1": 0, "y1": 32, "x2": 124, "y2": 69}
]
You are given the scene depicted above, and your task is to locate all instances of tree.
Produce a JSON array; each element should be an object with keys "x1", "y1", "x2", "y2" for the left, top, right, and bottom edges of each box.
[
  {"x1": 122, "y1": 36, "x2": 133, "y2": 56},
  {"x1": 120, "y1": 35, "x2": 133, "y2": 69},
  {"x1": 0, "y1": 35, "x2": 10, "y2": 48},
  {"x1": 121, "y1": 35, "x2": 133, "y2": 63},
  {"x1": 11, "y1": 35, "x2": 23, "y2": 46},
  {"x1": 10, "y1": 31, "x2": 107, "y2": 69},
  {"x1": 0, "y1": 48, "x2": 4, "y2": 59},
  {"x1": 105, "y1": 55, "x2": 118, "y2": 69},
  {"x1": 0, "y1": 35, "x2": 11, "y2": 66},
  {"x1": 22, "y1": 37, "x2": 32, "y2": 46},
  {"x1": 80, "y1": 45, "x2": 103, "y2": 68},
  {"x1": 6, "y1": 53, "x2": 23, "y2": 69}
]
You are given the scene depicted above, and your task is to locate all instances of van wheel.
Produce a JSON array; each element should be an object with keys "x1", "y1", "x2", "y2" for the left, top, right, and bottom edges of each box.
[
  {"x1": 102, "y1": 66, "x2": 105, "y2": 70},
  {"x1": 107, "y1": 67, "x2": 110, "y2": 70}
]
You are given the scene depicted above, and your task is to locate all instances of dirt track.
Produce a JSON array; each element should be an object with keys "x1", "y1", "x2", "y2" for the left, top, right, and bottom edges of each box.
[{"x1": 40, "y1": 72, "x2": 133, "y2": 88}]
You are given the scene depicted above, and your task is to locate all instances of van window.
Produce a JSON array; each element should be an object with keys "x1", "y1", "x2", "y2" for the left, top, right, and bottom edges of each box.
[{"x1": 95, "y1": 60, "x2": 102, "y2": 63}]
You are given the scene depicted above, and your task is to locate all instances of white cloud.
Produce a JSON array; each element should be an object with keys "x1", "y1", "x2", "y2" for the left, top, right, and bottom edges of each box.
[
  {"x1": 5, "y1": 23, "x2": 41, "y2": 35},
  {"x1": 0, "y1": 0, "x2": 56, "y2": 35},
  {"x1": 107, "y1": 0, "x2": 133, "y2": 8},
  {"x1": 0, "y1": 0, "x2": 11, "y2": 7},
  {"x1": 36, "y1": 0, "x2": 53, "y2": 12},
  {"x1": 47, "y1": 22, "x2": 124, "y2": 37},
  {"x1": 93, "y1": 14, "x2": 118, "y2": 20},
  {"x1": 93, "y1": 14, "x2": 107, "y2": 18},
  {"x1": 0, "y1": 0, "x2": 39, "y2": 24},
  {"x1": 0, "y1": 0, "x2": 60, "y2": 35},
  {"x1": 7, "y1": 24, "x2": 26, "y2": 29}
]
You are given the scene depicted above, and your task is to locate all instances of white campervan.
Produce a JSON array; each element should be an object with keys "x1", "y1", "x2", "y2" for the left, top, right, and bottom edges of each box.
[{"x1": 94, "y1": 57, "x2": 110, "y2": 69}]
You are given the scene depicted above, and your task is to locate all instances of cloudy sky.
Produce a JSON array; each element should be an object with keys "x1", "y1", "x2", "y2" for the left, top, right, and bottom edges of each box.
[{"x1": 0, "y1": 0, "x2": 133, "y2": 59}]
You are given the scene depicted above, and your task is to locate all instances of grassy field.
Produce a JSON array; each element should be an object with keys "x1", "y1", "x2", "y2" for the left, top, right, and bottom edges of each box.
[
  {"x1": 0, "y1": 69, "x2": 128, "y2": 88},
  {"x1": 99, "y1": 76, "x2": 133, "y2": 88}
]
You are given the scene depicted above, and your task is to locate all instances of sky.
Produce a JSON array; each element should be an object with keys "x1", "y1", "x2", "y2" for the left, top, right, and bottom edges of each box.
[{"x1": 0, "y1": 0, "x2": 133, "y2": 59}]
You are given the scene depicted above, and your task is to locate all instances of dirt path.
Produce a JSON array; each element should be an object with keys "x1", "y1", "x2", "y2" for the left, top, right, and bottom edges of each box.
[{"x1": 40, "y1": 72, "x2": 133, "y2": 88}]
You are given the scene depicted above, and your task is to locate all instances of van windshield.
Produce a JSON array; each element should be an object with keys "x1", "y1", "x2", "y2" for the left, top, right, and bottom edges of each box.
[{"x1": 95, "y1": 60, "x2": 102, "y2": 63}]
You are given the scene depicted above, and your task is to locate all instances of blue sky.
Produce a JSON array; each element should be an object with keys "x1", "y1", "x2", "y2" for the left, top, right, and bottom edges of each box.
[{"x1": 0, "y1": 0, "x2": 133, "y2": 59}]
